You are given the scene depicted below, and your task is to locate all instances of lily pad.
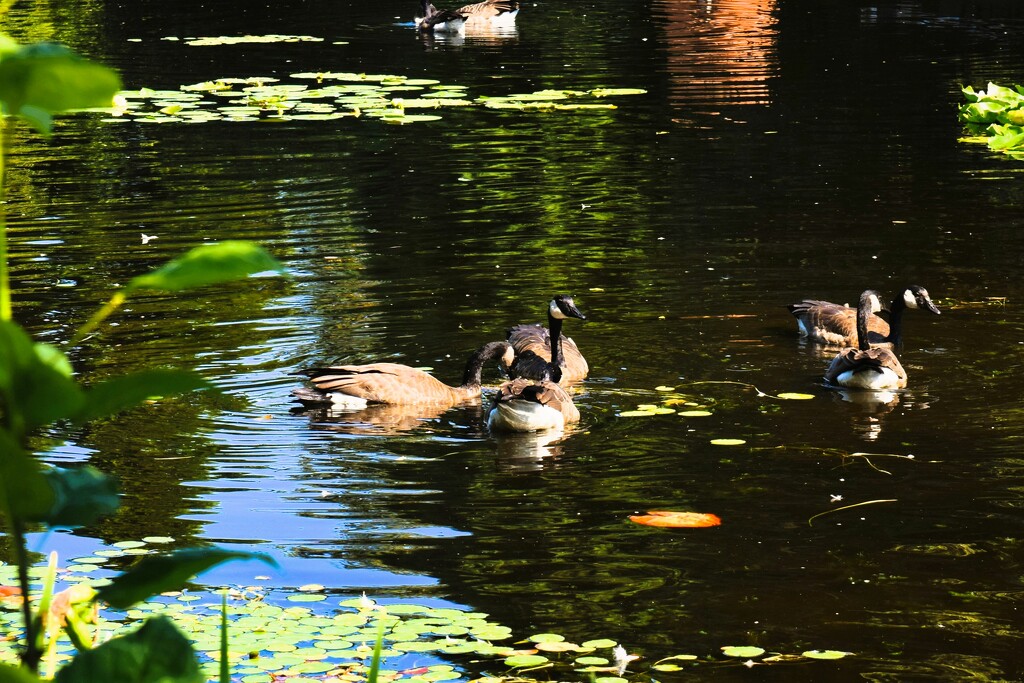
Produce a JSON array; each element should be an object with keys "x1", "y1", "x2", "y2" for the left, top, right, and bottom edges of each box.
[
  {"x1": 504, "y1": 654, "x2": 549, "y2": 668},
  {"x1": 721, "y1": 645, "x2": 766, "y2": 658},
  {"x1": 802, "y1": 649, "x2": 853, "y2": 660}
]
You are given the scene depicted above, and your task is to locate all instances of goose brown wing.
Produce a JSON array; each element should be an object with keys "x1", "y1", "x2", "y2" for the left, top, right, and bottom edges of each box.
[
  {"x1": 824, "y1": 348, "x2": 907, "y2": 387},
  {"x1": 788, "y1": 299, "x2": 891, "y2": 346},
  {"x1": 495, "y1": 378, "x2": 580, "y2": 423},
  {"x1": 505, "y1": 324, "x2": 589, "y2": 384},
  {"x1": 456, "y1": 0, "x2": 517, "y2": 17},
  {"x1": 301, "y1": 363, "x2": 463, "y2": 405}
]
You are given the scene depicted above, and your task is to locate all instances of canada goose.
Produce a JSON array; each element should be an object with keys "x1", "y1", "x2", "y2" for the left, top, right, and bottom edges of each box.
[
  {"x1": 416, "y1": 0, "x2": 519, "y2": 32},
  {"x1": 505, "y1": 294, "x2": 589, "y2": 386},
  {"x1": 487, "y1": 378, "x2": 580, "y2": 432},
  {"x1": 824, "y1": 290, "x2": 908, "y2": 390},
  {"x1": 293, "y1": 341, "x2": 512, "y2": 407},
  {"x1": 788, "y1": 284, "x2": 940, "y2": 347}
]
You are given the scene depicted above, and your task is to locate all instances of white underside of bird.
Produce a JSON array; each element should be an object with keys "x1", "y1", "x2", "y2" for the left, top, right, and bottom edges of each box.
[
  {"x1": 834, "y1": 367, "x2": 903, "y2": 390},
  {"x1": 488, "y1": 400, "x2": 566, "y2": 432}
]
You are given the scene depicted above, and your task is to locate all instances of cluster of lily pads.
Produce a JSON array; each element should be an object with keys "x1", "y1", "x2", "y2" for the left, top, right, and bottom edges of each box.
[
  {"x1": 959, "y1": 82, "x2": 1024, "y2": 158},
  {"x1": 100, "y1": 72, "x2": 647, "y2": 125},
  {"x1": 0, "y1": 540, "x2": 852, "y2": 681},
  {"x1": 616, "y1": 382, "x2": 813, "y2": 447}
]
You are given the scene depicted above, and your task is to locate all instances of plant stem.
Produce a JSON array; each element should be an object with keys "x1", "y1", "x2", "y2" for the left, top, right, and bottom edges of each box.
[
  {"x1": 68, "y1": 291, "x2": 126, "y2": 346},
  {"x1": 0, "y1": 115, "x2": 10, "y2": 321},
  {"x1": 11, "y1": 517, "x2": 41, "y2": 673}
]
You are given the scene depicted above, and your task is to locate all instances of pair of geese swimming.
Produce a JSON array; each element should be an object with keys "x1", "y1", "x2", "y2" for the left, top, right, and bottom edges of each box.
[
  {"x1": 294, "y1": 295, "x2": 588, "y2": 432},
  {"x1": 789, "y1": 285, "x2": 941, "y2": 390},
  {"x1": 415, "y1": 0, "x2": 519, "y2": 33}
]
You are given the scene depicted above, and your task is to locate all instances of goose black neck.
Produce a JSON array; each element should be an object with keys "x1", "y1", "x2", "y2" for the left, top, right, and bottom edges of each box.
[
  {"x1": 856, "y1": 292, "x2": 873, "y2": 352},
  {"x1": 548, "y1": 312, "x2": 564, "y2": 380},
  {"x1": 461, "y1": 341, "x2": 507, "y2": 388},
  {"x1": 887, "y1": 296, "x2": 907, "y2": 347}
]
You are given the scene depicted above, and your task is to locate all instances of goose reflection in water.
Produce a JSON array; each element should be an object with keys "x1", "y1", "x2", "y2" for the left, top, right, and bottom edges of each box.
[
  {"x1": 492, "y1": 428, "x2": 568, "y2": 472},
  {"x1": 291, "y1": 402, "x2": 455, "y2": 436},
  {"x1": 418, "y1": 23, "x2": 518, "y2": 47},
  {"x1": 832, "y1": 389, "x2": 901, "y2": 441}
]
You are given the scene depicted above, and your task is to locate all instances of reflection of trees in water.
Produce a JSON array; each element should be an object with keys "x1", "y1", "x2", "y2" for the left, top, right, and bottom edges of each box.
[{"x1": 652, "y1": 0, "x2": 779, "y2": 107}]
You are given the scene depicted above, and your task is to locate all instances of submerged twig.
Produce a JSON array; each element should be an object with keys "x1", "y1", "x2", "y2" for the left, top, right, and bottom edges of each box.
[
  {"x1": 808, "y1": 499, "x2": 897, "y2": 526},
  {"x1": 840, "y1": 452, "x2": 916, "y2": 475},
  {"x1": 689, "y1": 380, "x2": 786, "y2": 400}
]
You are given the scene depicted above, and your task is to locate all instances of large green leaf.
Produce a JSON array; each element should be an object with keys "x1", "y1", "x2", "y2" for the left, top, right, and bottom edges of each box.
[
  {"x1": 0, "y1": 321, "x2": 84, "y2": 433},
  {"x1": 126, "y1": 241, "x2": 284, "y2": 293},
  {"x1": 0, "y1": 42, "x2": 121, "y2": 134},
  {"x1": 74, "y1": 369, "x2": 212, "y2": 424},
  {"x1": 0, "y1": 430, "x2": 55, "y2": 521},
  {"x1": 42, "y1": 466, "x2": 119, "y2": 528},
  {"x1": 95, "y1": 547, "x2": 277, "y2": 609},
  {"x1": 53, "y1": 615, "x2": 203, "y2": 683},
  {"x1": 0, "y1": 663, "x2": 42, "y2": 683}
]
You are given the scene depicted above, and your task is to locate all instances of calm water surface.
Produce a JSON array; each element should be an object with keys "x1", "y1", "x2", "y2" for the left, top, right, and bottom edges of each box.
[{"x1": 5, "y1": 0, "x2": 1024, "y2": 679}]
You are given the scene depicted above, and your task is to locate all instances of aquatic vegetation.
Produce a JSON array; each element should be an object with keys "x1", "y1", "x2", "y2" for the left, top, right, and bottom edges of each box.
[
  {"x1": 958, "y1": 82, "x2": 1024, "y2": 159},
  {"x1": 100, "y1": 74, "x2": 647, "y2": 126},
  {"x1": 0, "y1": 554, "x2": 853, "y2": 681}
]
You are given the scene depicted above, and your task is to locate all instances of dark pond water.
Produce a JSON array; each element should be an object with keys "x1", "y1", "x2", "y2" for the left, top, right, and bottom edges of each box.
[{"x1": 5, "y1": 0, "x2": 1024, "y2": 678}]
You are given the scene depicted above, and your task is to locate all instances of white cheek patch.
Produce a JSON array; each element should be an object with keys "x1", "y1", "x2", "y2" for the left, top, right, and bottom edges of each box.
[
  {"x1": 869, "y1": 294, "x2": 884, "y2": 312},
  {"x1": 549, "y1": 299, "x2": 568, "y2": 319},
  {"x1": 904, "y1": 290, "x2": 919, "y2": 309}
]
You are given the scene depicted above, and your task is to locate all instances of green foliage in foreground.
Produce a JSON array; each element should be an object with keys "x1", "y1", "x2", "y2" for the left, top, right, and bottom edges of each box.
[
  {"x1": 958, "y1": 82, "x2": 1024, "y2": 159},
  {"x1": 0, "y1": 29, "x2": 286, "y2": 682}
]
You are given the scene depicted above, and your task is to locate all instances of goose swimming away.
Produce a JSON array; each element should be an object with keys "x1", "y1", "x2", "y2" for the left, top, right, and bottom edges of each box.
[
  {"x1": 788, "y1": 284, "x2": 940, "y2": 347},
  {"x1": 293, "y1": 341, "x2": 512, "y2": 407},
  {"x1": 487, "y1": 377, "x2": 580, "y2": 432},
  {"x1": 824, "y1": 290, "x2": 908, "y2": 390}
]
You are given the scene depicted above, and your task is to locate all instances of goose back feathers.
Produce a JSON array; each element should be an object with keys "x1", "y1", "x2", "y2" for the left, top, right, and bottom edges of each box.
[
  {"x1": 294, "y1": 341, "x2": 512, "y2": 407},
  {"x1": 417, "y1": 0, "x2": 518, "y2": 32},
  {"x1": 487, "y1": 378, "x2": 580, "y2": 432},
  {"x1": 789, "y1": 284, "x2": 940, "y2": 347},
  {"x1": 824, "y1": 290, "x2": 908, "y2": 390}
]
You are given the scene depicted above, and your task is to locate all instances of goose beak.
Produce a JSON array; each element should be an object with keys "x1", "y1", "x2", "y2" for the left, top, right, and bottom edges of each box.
[
  {"x1": 923, "y1": 298, "x2": 941, "y2": 315},
  {"x1": 559, "y1": 296, "x2": 586, "y2": 321}
]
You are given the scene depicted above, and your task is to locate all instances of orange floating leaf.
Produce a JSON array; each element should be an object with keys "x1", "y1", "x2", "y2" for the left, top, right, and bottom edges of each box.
[{"x1": 629, "y1": 511, "x2": 722, "y2": 528}]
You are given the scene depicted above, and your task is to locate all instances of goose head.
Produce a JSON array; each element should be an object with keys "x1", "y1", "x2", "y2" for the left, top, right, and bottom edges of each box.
[
  {"x1": 549, "y1": 294, "x2": 586, "y2": 322},
  {"x1": 900, "y1": 285, "x2": 941, "y2": 315}
]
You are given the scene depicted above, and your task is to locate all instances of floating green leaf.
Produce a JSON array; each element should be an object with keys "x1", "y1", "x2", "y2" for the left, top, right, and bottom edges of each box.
[
  {"x1": 504, "y1": 654, "x2": 549, "y2": 668},
  {"x1": 777, "y1": 392, "x2": 814, "y2": 400},
  {"x1": 581, "y1": 639, "x2": 617, "y2": 649},
  {"x1": 710, "y1": 438, "x2": 746, "y2": 446},
  {"x1": 721, "y1": 645, "x2": 765, "y2": 658},
  {"x1": 802, "y1": 649, "x2": 853, "y2": 660}
]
